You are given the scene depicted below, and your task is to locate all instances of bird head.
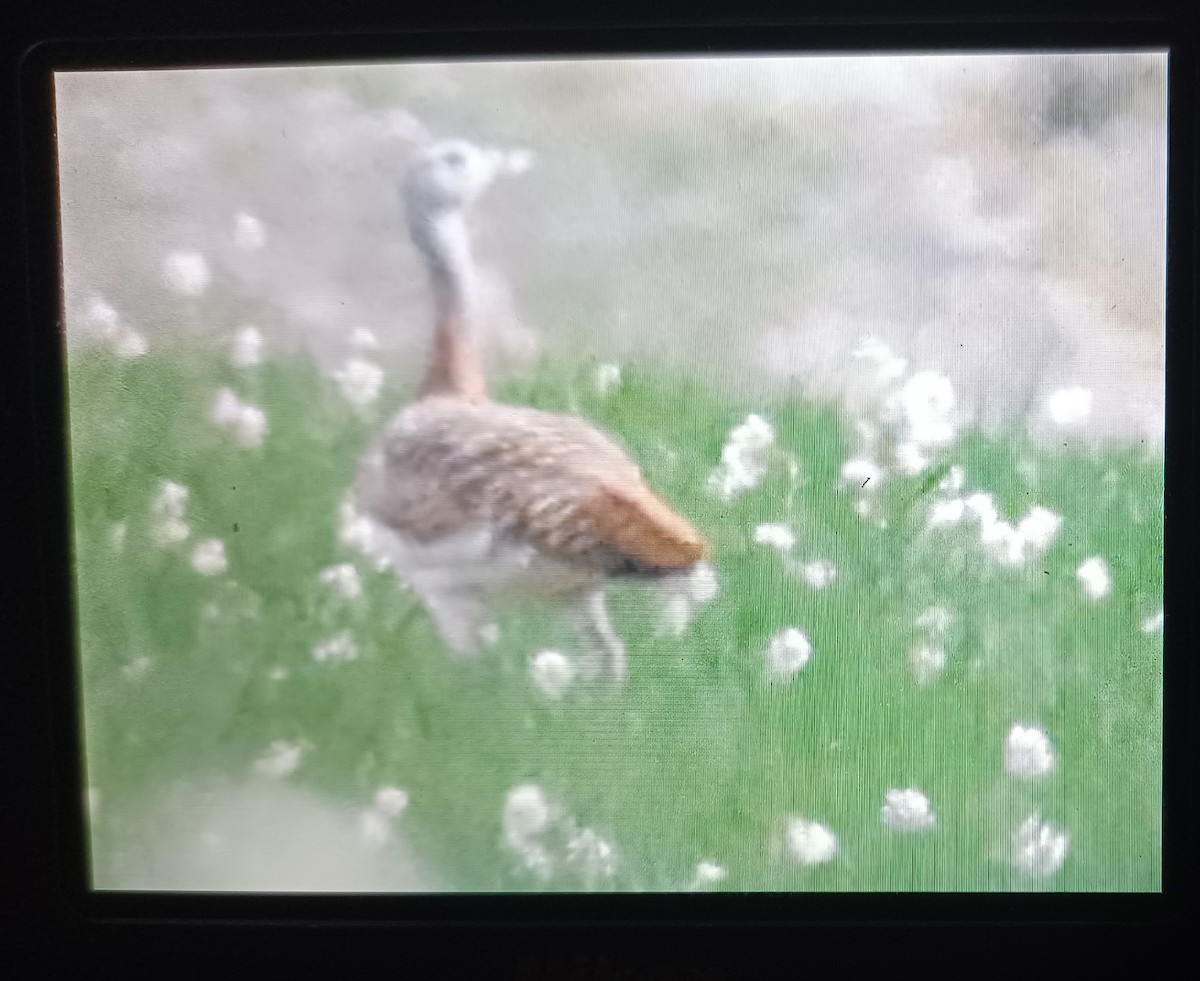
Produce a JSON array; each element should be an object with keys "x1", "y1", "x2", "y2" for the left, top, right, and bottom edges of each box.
[{"x1": 404, "y1": 138, "x2": 533, "y2": 225}]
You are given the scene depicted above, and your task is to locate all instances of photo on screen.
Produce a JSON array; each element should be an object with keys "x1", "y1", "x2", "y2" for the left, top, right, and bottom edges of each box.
[{"x1": 55, "y1": 51, "x2": 1165, "y2": 893}]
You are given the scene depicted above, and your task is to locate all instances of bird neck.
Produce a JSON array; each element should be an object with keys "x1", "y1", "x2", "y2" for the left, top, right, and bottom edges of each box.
[{"x1": 416, "y1": 210, "x2": 487, "y2": 401}]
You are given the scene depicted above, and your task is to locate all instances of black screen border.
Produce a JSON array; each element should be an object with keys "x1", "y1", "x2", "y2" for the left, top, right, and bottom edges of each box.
[{"x1": 14, "y1": 18, "x2": 1195, "y2": 936}]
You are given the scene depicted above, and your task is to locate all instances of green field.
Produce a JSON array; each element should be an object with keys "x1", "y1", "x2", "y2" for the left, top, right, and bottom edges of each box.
[{"x1": 68, "y1": 340, "x2": 1163, "y2": 892}]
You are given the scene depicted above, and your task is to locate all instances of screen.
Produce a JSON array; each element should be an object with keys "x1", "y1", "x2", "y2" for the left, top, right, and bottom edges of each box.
[{"x1": 55, "y1": 52, "x2": 1166, "y2": 893}]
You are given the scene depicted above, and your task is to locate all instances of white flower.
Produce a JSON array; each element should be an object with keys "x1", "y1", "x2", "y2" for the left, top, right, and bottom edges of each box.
[
  {"x1": 1047, "y1": 386, "x2": 1093, "y2": 428},
  {"x1": 374, "y1": 786, "x2": 410, "y2": 818},
  {"x1": 1141, "y1": 609, "x2": 1164, "y2": 634},
  {"x1": 313, "y1": 630, "x2": 360, "y2": 664},
  {"x1": 1004, "y1": 724, "x2": 1057, "y2": 778},
  {"x1": 190, "y1": 538, "x2": 228, "y2": 576},
  {"x1": 231, "y1": 326, "x2": 263, "y2": 367},
  {"x1": 880, "y1": 788, "x2": 937, "y2": 831},
  {"x1": 915, "y1": 605, "x2": 954, "y2": 634},
  {"x1": 233, "y1": 212, "x2": 266, "y2": 250},
  {"x1": 707, "y1": 414, "x2": 774, "y2": 502},
  {"x1": 894, "y1": 441, "x2": 932, "y2": 475},
  {"x1": 234, "y1": 405, "x2": 268, "y2": 448},
  {"x1": 113, "y1": 328, "x2": 149, "y2": 359},
  {"x1": 253, "y1": 739, "x2": 307, "y2": 778},
  {"x1": 800, "y1": 560, "x2": 837, "y2": 590},
  {"x1": 595, "y1": 362, "x2": 622, "y2": 396},
  {"x1": 1017, "y1": 506, "x2": 1062, "y2": 553},
  {"x1": 928, "y1": 497, "x2": 966, "y2": 528},
  {"x1": 530, "y1": 650, "x2": 575, "y2": 700},
  {"x1": 1076, "y1": 556, "x2": 1112, "y2": 601},
  {"x1": 212, "y1": 388, "x2": 242, "y2": 426},
  {"x1": 685, "y1": 562, "x2": 720, "y2": 605},
  {"x1": 938, "y1": 465, "x2": 966, "y2": 494},
  {"x1": 982, "y1": 520, "x2": 1027, "y2": 566},
  {"x1": 359, "y1": 809, "x2": 390, "y2": 847},
  {"x1": 690, "y1": 860, "x2": 728, "y2": 888},
  {"x1": 318, "y1": 562, "x2": 363, "y2": 600},
  {"x1": 121, "y1": 655, "x2": 154, "y2": 682},
  {"x1": 894, "y1": 370, "x2": 957, "y2": 447},
  {"x1": 85, "y1": 296, "x2": 120, "y2": 332},
  {"x1": 153, "y1": 518, "x2": 191, "y2": 545},
  {"x1": 765, "y1": 627, "x2": 813, "y2": 682},
  {"x1": 841, "y1": 457, "x2": 882, "y2": 489},
  {"x1": 211, "y1": 388, "x2": 268, "y2": 447},
  {"x1": 350, "y1": 327, "x2": 379, "y2": 351},
  {"x1": 964, "y1": 492, "x2": 999, "y2": 527},
  {"x1": 565, "y1": 827, "x2": 617, "y2": 882},
  {"x1": 502, "y1": 784, "x2": 554, "y2": 850},
  {"x1": 163, "y1": 250, "x2": 211, "y2": 296},
  {"x1": 754, "y1": 522, "x2": 796, "y2": 553},
  {"x1": 853, "y1": 336, "x2": 908, "y2": 384},
  {"x1": 151, "y1": 480, "x2": 191, "y2": 545},
  {"x1": 786, "y1": 818, "x2": 840, "y2": 866},
  {"x1": 334, "y1": 358, "x2": 385, "y2": 407},
  {"x1": 909, "y1": 644, "x2": 947, "y2": 686},
  {"x1": 1012, "y1": 814, "x2": 1070, "y2": 877}
]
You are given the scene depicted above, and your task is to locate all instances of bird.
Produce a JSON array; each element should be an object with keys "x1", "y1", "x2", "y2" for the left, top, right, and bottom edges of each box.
[{"x1": 352, "y1": 137, "x2": 712, "y2": 681}]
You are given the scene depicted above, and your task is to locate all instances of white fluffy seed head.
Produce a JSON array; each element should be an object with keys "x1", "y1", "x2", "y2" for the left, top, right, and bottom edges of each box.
[
  {"x1": 502, "y1": 784, "x2": 553, "y2": 848},
  {"x1": 910, "y1": 644, "x2": 947, "y2": 686},
  {"x1": 529, "y1": 650, "x2": 575, "y2": 700},
  {"x1": 1076, "y1": 556, "x2": 1112, "y2": 600},
  {"x1": 374, "y1": 786, "x2": 409, "y2": 818},
  {"x1": 252, "y1": 739, "x2": 307, "y2": 779},
  {"x1": 312, "y1": 630, "x2": 360, "y2": 664},
  {"x1": 1047, "y1": 386, "x2": 1093, "y2": 428},
  {"x1": 754, "y1": 522, "x2": 796, "y2": 553},
  {"x1": 231, "y1": 325, "x2": 264, "y2": 367},
  {"x1": 190, "y1": 538, "x2": 228, "y2": 576},
  {"x1": 1011, "y1": 814, "x2": 1070, "y2": 877},
  {"x1": 163, "y1": 250, "x2": 211, "y2": 296},
  {"x1": 765, "y1": 628, "x2": 813, "y2": 682},
  {"x1": 595, "y1": 362, "x2": 622, "y2": 396},
  {"x1": 334, "y1": 358, "x2": 385, "y2": 407},
  {"x1": 880, "y1": 788, "x2": 936, "y2": 831},
  {"x1": 318, "y1": 563, "x2": 363, "y2": 600},
  {"x1": 1003, "y1": 724, "x2": 1057, "y2": 778},
  {"x1": 707, "y1": 414, "x2": 774, "y2": 501},
  {"x1": 786, "y1": 818, "x2": 840, "y2": 865}
]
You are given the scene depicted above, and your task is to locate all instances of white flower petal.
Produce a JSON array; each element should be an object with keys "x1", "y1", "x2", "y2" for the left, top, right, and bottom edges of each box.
[
  {"x1": 1011, "y1": 814, "x2": 1070, "y2": 877},
  {"x1": 754, "y1": 522, "x2": 796, "y2": 553}
]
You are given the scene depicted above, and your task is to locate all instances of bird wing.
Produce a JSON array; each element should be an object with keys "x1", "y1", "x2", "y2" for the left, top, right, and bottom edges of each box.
[{"x1": 361, "y1": 400, "x2": 707, "y2": 572}]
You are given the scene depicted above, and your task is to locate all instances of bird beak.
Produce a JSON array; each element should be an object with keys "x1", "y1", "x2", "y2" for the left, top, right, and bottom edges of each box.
[{"x1": 483, "y1": 146, "x2": 536, "y2": 180}]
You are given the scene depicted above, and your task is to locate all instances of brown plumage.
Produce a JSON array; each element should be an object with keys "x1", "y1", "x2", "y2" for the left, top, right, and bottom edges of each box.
[{"x1": 353, "y1": 138, "x2": 710, "y2": 678}]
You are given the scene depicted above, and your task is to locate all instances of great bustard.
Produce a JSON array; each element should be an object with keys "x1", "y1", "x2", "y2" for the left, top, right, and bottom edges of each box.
[{"x1": 353, "y1": 138, "x2": 711, "y2": 680}]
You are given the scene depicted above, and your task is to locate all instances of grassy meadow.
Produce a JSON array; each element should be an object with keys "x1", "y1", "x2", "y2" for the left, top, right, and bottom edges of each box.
[{"x1": 67, "y1": 336, "x2": 1163, "y2": 893}]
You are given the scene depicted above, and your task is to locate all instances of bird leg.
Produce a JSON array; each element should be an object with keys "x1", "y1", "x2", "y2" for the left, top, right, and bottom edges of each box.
[
  {"x1": 409, "y1": 572, "x2": 488, "y2": 657},
  {"x1": 580, "y1": 590, "x2": 628, "y2": 682}
]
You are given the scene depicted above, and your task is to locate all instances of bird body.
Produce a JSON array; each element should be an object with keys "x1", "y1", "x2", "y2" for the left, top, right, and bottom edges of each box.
[{"x1": 352, "y1": 137, "x2": 710, "y2": 678}]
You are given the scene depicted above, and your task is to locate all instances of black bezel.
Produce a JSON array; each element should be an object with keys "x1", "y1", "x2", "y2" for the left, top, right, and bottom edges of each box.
[{"x1": 14, "y1": 17, "x2": 1195, "y2": 936}]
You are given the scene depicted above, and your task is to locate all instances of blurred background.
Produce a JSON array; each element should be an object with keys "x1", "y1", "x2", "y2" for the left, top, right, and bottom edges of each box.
[{"x1": 55, "y1": 52, "x2": 1166, "y2": 448}]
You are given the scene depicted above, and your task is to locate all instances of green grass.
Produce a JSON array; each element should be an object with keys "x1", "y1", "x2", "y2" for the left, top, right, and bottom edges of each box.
[{"x1": 68, "y1": 340, "x2": 1163, "y2": 892}]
